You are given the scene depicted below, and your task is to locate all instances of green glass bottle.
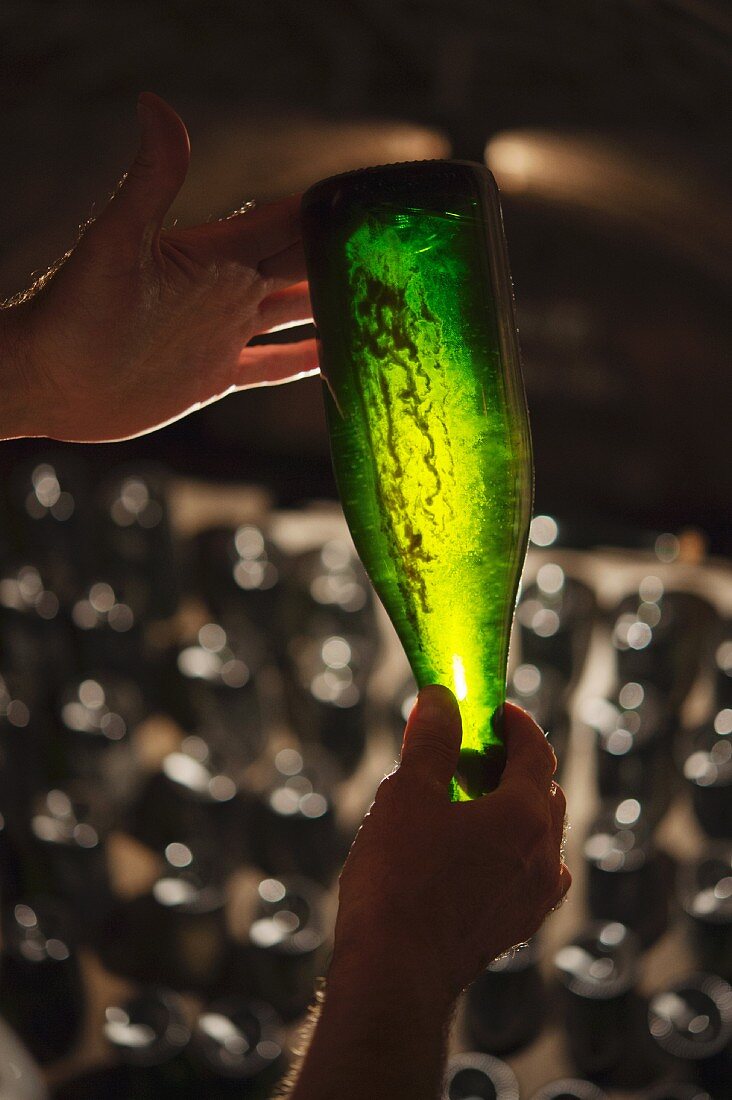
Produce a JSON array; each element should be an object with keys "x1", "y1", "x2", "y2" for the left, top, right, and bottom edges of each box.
[{"x1": 301, "y1": 161, "x2": 532, "y2": 799}]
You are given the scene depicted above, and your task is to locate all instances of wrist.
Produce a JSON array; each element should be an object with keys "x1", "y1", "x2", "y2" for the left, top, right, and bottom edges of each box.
[
  {"x1": 331, "y1": 898, "x2": 466, "y2": 1007},
  {"x1": 327, "y1": 934, "x2": 457, "y2": 1021}
]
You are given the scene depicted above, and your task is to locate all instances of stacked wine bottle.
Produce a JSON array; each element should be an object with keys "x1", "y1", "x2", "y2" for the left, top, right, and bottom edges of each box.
[{"x1": 0, "y1": 462, "x2": 729, "y2": 1099}]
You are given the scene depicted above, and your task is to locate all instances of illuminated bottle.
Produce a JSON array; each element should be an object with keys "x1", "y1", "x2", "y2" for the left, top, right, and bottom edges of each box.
[{"x1": 301, "y1": 161, "x2": 532, "y2": 798}]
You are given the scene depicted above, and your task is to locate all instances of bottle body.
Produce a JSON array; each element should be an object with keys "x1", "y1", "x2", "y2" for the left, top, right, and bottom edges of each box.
[{"x1": 302, "y1": 161, "x2": 532, "y2": 799}]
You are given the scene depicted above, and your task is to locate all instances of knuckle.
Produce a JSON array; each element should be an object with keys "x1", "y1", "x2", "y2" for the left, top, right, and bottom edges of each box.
[
  {"x1": 401, "y1": 737, "x2": 456, "y2": 780},
  {"x1": 520, "y1": 801, "x2": 548, "y2": 846},
  {"x1": 550, "y1": 782, "x2": 567, "y2": 817},
  {"x1": 544, "y1": 833, "x2": 563, "y2": 873},
  {"x1": 540, "y1": 857, "x2": 561, "y2": 897},
  {"x1": 496, "y1": 789, "x2": 548, "y2": 854},
  {"x1": 407, "y1": 727, "x2": 452, "y2": 758},
  {"x1": 537, "y1": 735, "x2": 558, "y2": 777},
  {"x1": 373, "y1": 770, "x2": 403, "y2": 808},
  {"x1": 540, "y1": 857, "x2": 570, "y2": 910},
  {"x1": 506, "y1": 702, "x2": 544, "y2": 744}
]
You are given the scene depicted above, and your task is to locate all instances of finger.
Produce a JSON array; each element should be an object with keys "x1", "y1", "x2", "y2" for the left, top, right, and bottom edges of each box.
[
  {"x1": 257, "y1": 281, "x2": 313, "y2": 333},
  {"x1": 399, "y1": 685, "x2": 462, "y2": 789},
  {"x1": 102, "y1": 92, "x2": 190, "y2": 239},
  {"x1": 555, "y1": 862, "x2": 572, "y2": 907},
  {"x1": 549, "y1": 779, "x2": 567, "y2": 826},
  {"x1": 203, "y1": 194, "x2": 302, "y2": 265},
  {"x1": 498, "y1": 702, "x2": 557, "y2": 798},
  {"x1": 258, "y1": 239, "x2": 308, "y2": 284},
  {"x1": 549, "y1": 780, "x2": 569, "y2": 853},
  {"x1": 234, "y1": 338, "x2": 320, "y2": 389}
]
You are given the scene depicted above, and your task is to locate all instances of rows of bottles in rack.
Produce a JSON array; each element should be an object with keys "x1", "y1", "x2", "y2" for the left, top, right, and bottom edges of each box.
[
  {"x1": 0, "y1": 459, "x2": 730, "y2": 1099},
  {"x1": 0, "y1": 462, "x2": 379, "y2": 1098},
  {"x1": 0, "y1": 459, "x2": 373, "y2": 1096},
  {"x1": 470, "y1": 523, "x2": 731, "y2": 1100}
]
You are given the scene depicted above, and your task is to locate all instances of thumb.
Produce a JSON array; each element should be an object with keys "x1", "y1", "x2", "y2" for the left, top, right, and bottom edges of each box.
[
  {"x1": 399, "y1": 685, "x2": 462, "y2": 787},
  {"x1": 103, "y1": 92, "x2": 190, "y2": 239}
]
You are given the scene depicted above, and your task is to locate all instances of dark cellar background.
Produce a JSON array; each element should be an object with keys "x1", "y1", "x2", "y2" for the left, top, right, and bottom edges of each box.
[
  {"x1": 1, "y1": 5, "x2": 732, "y2": 1100},
  {"x1": 0, "y1": 0, "x2": 730, "y2": 548}
]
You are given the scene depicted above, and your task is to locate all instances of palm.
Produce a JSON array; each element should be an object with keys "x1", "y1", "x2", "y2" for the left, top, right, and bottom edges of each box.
[{"x1": 20, "y1": 93, "x2": 316, "y2": 442}]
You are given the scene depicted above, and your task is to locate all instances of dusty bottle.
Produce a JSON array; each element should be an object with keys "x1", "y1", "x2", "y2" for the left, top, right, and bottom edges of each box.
[{"x1": 302, "y1": 160, "x2": 532, "y2": 798}]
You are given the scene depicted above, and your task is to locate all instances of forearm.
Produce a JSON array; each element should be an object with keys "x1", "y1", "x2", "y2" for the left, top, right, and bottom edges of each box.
[{"x1": 283, "y1": 951, "x2": 455, "y2": 1100}]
